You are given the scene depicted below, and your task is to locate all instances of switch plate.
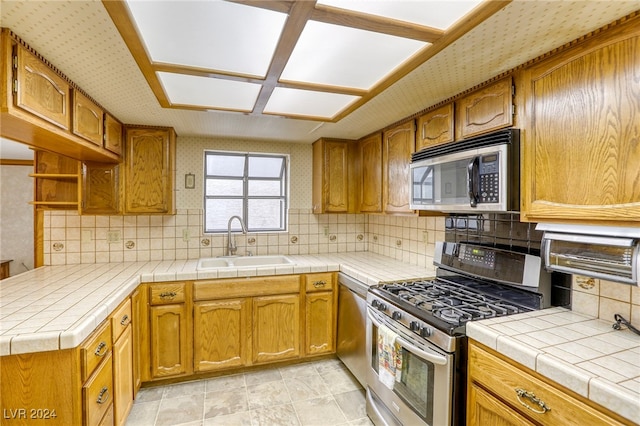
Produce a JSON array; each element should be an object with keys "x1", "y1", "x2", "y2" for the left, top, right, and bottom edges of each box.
[
  {"x1": 182, "y1": 228, "x2": 190, "y2": 242},
  {"x1": 107, "y1": 230, "x2": 121, "y2": 243}
]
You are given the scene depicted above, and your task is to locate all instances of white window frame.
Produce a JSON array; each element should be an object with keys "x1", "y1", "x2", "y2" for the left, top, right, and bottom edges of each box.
[{"x1": 203, "y1": 150, "x2": 289, "y2": 233}]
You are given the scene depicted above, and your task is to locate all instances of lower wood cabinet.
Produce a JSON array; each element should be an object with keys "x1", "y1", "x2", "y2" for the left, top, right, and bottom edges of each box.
[
  {"x1": 194, "y1": 298, "x2": 249, "y2": 372},
  {"x1": 467, "y1": 340, "x2": 630, "y2": 426},
  {"x1": 111, "y1": 299, "x2": 133, "y2": 426},
  {"x1": 149, "y1": 303, "x2": 189, "y2": 379},
  {"x1": 252, "y1": 294, "x2": 300, "y2": 364},
  {"x1": 304, "y1": 273, "x2": 336, "y2": 356}
]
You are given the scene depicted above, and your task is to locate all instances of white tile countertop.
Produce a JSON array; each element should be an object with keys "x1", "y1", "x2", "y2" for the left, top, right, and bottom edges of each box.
[
  {"x1": 467, "y1": 307, "x2": 640, "y2": 425},
  {"x1": 0, "y1": 252, "x2": 437, "y2": 357}
]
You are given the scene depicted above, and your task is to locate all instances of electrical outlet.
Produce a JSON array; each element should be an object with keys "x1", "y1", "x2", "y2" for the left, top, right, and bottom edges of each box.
[
  {"x1": 182, "y1": 228, "x2": 190, "y2": 242},
  {"x1": 422, "y1": 231, "x2": 429, "y2": 243},
  {"x1": 107, "y1": 230, "x2": 121, "y2": 243}
]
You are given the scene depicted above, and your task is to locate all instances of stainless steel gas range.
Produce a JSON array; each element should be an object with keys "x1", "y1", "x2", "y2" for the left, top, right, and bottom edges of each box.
[{"x1": 365, "y1": 241, "x2": 551, "y2": 426}]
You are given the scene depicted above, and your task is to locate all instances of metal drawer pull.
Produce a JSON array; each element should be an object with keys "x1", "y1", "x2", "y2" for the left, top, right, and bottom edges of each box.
[
  {"x1": 160, "y1": 291, "x2": 177, "y2": 299},
  {"x1": 515, "y1": 388, "x2": 551, "y2": 414},
  {"x1": 94, "y1": 341, "x2": 107, "y2": 357},
  {"x1": 313, "y1": 280, "x2": 327, "y2": 288},
  {"x1": 120, "y1": 314, "x2": 130, "y2": 326},
  {"x1": 96, "y1": 387, "x2": 110, "y2": 404}
]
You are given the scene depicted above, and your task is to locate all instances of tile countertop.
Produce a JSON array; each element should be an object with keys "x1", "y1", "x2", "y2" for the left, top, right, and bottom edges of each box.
[
  {"x1": 0, "y1": 252, "x2": 437, "y2": 357},
  {"x1": 467, "y1": 307, "x2": 640, "y2": 425}
]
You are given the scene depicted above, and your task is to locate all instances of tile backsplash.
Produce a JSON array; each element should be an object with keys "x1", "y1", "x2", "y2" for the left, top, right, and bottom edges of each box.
[
  {"x1": 572, "y1": 275, "x2": 640, "y2": 325},
  {"x1": 42, "y1": 209, "x2": 444, "y2": 267}
]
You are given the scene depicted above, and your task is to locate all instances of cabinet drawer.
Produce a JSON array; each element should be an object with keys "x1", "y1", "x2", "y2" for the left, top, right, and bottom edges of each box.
[
  {"x1": 469, "y1": 343, "x2": 626, "y2": 426},
  {"x1": 149, "y1": 282, "x2": 186, "y2": 305},
  {"x1": 194, "y1": 275, "x2": 300, "y2": 300},
  {"x1": 111, "y1": 298, "x2": 132, "y2": 342},
  {"x1": 81, "y1": 321, "x2": 112, "y2": 382},
  {"x1": 305, "y1": 273, "x2": 334, "y2": 292},
  {"x1": 83, "y1": 351, "x2": 113, "y2": 426}
]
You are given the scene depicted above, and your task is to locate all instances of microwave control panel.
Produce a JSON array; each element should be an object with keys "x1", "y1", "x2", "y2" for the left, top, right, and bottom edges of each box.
[{"x1": 478, "y1": 153, "x2": 499, "y2": 203}]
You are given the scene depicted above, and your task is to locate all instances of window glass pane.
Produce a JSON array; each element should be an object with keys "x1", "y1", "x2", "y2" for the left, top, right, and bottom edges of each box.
[
  {"x1": 205, "y1": 178, "x2": 243, "y2": 196},
  {"x1": 247, "y1": 199, "x2": 284, "y2": 230},
  {"x1": 205, "y1": 198, "x2": 243, "y2": 232},
  {"x1": 248, "y1": 156, "x2": 283, "y2": 178},
  {"x1": 206, "y1": 154, "x2": 245, "y2": 177},
  {"x1": 248, "y1": 180, "x2": 282, "y2": 196}
]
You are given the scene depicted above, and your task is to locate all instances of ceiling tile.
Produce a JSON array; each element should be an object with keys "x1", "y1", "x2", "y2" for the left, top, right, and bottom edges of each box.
[{"x1": 264, "y1": 87, "x2": 360, "y2": 119}]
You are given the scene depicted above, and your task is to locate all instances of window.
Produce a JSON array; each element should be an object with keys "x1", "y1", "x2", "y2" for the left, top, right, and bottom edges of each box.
[{"x1": 204, "y1": 151, "x2": 288, "y2": 233}]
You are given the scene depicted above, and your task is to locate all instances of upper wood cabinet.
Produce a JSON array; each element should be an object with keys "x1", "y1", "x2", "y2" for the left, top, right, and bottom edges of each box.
[
  {"x1": 123, "y1": 126, "x2": 176, "y2": 214},
  {"x1": 312, "y1": 138, "x2": 351, "y2": 214},
  {"x1": 82, "y1": 162, "x2": 120, "y2": 215},
  {"x1": 31, "y1": 150, "x2": 81, "y2": 211},
  {"x1": 72, "y1": 90, "x2": 103, "y2": 146},
  {"x1": 520, "y1": 17, "x2": 640, "y2": 224},
  {"x1": 359, "y1": 132, "x2": 383, "y2": 213},
  {"x1": 416, "y1": 103, "x2": 454, "y2": 151},
  {"x1": 383, "y1": 121, "x2": 415, "y2": 214},
  {"x1": 456, "y1": 77, "x2": 513, "y2": 139},
  {"x1": 104, "y1": 113, "x2": 123, "y2": 156},
  {"x1": 14, "y1": 43, "x2": 71, "y2": 130},
  {"x1": 1, "y1": 29, "x2": 119, "y2": 163}
]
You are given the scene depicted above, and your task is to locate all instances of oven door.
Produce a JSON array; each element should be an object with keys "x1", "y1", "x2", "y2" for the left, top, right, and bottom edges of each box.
[{"x1": 366, "y1": 307, "x2": 454, "y2": 426}]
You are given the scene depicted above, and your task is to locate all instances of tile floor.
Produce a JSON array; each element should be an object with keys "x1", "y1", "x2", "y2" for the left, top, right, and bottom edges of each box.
[{"x1": 125, "y1": 358, "x2": 373, "y2": 426}]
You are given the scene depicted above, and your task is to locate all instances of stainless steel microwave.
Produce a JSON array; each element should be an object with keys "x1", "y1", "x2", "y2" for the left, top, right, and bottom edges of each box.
[{"x1": 410, "y1": 129, "x2": 520, "y2": 212}]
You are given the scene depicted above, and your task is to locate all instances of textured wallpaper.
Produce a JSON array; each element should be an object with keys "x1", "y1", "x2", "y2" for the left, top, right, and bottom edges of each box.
[{"x1": 0, "y1": 165, "x2": 34, "y2": 275}]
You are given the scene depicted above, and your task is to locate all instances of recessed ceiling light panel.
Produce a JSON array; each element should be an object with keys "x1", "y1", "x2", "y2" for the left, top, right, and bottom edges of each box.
[
  {"x1": 264, "y1": 87, "x2": 359, "y2": 119},
  {"x1": 281, "y1": 21, "x2": 426, "y2": 90},
  {"x1": 126, "y1": 0, "x2": 286, "y2": 77},
  {"x1": 317, "y1": 0, "x2": 484, "y2": 30},
  {"x1": 157, "y1": 72, "x2": 261, "y2": 112}
]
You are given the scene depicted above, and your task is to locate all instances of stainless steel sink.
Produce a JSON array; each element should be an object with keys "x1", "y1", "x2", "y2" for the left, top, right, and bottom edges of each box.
[{"x1": 196, "y1": 255, "x2": 294, "y2": 270}]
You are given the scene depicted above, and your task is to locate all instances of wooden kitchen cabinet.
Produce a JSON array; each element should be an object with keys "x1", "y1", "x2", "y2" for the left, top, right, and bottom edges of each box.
[
  {"x1": 520, "y1": 18, "x2": 640, "y2": 224},
  {"x1": 148, "y1": 282, "x2": 190, "y2": 379},
  {"x1": 194, "y1": 298, "x2": 250, "y2": 372},
  {"x1": 456, "y1": 77, "x2": 513, "y2": 139},
  {"x1": 31, "y1": 150, "x2": 81, "y2": 211},
  {"x1": 104, "y1": 113, "x2": 123, "y2": 156},
  {"x1": 253, "y1": 294, "x2": 300, "y2": 364},
  {"x1": 82, "y1": 162, "x2": 120, "y2": 214},
  {"x1": 72, "y1": 90, "x2": 104, "y2": 146},
  {"x1": 130, "y1": 287, "x2": 144, "y2": 392},
  {"x1": 304, "y1": 273, "x2": 336, "y2": 356},
  {"x1": 312, "y1": 138, "x2": 352, "y2": 213},
  {"x1": 1, "y1": 29, "x2": 119, "y2": 163},
  {"x1": 416, "y1": 103, "x2": 454, "y2": 151},
  {"x1": 111, "y1": 299, "x2": 133, "y2": 426},
  {"x1": 467, "y1": 340, "x2": 631, "y2": 426},
  {"x1": 359, "y1": 132, "x2": 383, "y2": 213},
  {"x1": 382, "y1": 120, "x2": 415, "y2": 214},
  {"x1": 123, "y1": 126, "x2": 176, "y2": 214}
]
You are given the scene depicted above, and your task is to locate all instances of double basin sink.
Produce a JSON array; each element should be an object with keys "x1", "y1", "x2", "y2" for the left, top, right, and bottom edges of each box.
[{"x1": 197, "y1": 255, "x2": 294, "y2": 270}]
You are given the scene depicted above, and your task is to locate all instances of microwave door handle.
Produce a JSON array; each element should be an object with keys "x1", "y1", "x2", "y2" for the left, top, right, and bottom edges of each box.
[{"x1": 467, "y1": 156, "x2": 480, "y2": 207}]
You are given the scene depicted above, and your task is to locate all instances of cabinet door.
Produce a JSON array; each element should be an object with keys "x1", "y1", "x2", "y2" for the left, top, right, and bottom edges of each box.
[
  {"x1": 416, "y1": 103, "x2": 454, "y2": 151},
  {"x1": 305, "y1": 291, "x2": 335, "y2": 355},
  {"x1": 150, "y1": 304, "x2": 187, "y2": 378},
  {"x1": 113, "y1": 325, "x2": 133, "y2": 426},
  {"x1": 104, "y1": 113, "x2": 123, "y2": 156},
  {"x1": 194, "y1": 299, "x2": 249, "y2": 372},
  {"x1": 312, "y1": 139, "x2": 349, "y2": 213},
  {"x1": 72, "y1": 90, "x2": 104, "y2": 146},
  {"x1": 359, "y1": 133, "x2": 383, "y2": 213},
  {"x1": 82, "y1": 162, "x2": 120, "y2": 214},
  {"x1": 15, "y1": 45, "x2": 70, "y2": 130},
  {"x1": 252, "y1": 294, "x2": 300, "y2": 363},
  {"x1": 467, "y1": 383, "x2": 535, "y2": 426},
  {"x1": 383, "y1": 121, "x2": 415, "y2": 214},
  {"x1": 457, "y1": 77, "x2": 513, "y2": 139},
  {"x1": 124, "y1": 127, "x2": 175, "y2": 214},
  {"x1": 130, "y1": 288, "x2": 143, "y2": 392},
  {"x1": 521, "y1": 30, "x2": 640, "y2": 223}
]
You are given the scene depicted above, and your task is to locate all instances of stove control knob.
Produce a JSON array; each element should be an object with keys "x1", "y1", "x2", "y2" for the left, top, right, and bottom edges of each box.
[
  {"x1": 409, "y1": 321, "x2": 420, "y2": 332},
  {"x1": 377, "y1": 303, "x2": 387, "y2": 312},
  {"x1": 420, "y1": 327, "x2": 432, "y2": 338},
  {"x1": 372, "y1": 300, "x2": 380, "y2": 309},
  {"x1": 392, "y1": 311, "x2": 402, "y2": 320}
]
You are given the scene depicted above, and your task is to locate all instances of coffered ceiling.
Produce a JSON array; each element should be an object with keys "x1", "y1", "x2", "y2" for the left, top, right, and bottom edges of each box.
[{"x1": 1, "y1": 1, "x2": 640, "y2": 144}]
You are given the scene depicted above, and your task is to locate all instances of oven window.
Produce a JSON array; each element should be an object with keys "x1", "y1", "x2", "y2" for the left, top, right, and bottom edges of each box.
[{"x1": 370, "y1": 324, "x2": 435, "y2": 424}]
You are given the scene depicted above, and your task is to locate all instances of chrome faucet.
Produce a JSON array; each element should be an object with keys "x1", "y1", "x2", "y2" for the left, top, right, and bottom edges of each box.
[{"x1": 227, "y1": 215, "x2": 247, "y2": 256}]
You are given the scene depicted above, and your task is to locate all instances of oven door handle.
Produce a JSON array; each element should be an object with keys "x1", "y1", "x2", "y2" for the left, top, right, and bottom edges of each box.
[
  {"x1": 367, "y1": 309, "x2": 448, "y2": 366},
  {"x1": 395, "y1": 336, "x2": 448, "y2": 366}
]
